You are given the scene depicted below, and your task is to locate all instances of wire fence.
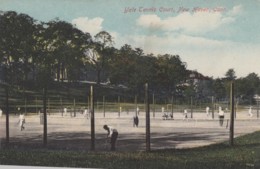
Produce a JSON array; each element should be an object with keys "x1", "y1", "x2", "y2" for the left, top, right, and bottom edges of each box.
[{"x1": 0, "y1": 86, "x2": 259, "y2": 152}]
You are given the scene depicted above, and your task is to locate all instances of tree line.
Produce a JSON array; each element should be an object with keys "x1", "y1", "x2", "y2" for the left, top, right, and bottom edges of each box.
[{"x1": 1, "y1": 11, "x2": 260, "y2": 104}]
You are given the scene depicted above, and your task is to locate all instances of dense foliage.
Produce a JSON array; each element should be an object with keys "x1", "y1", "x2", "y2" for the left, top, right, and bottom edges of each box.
[{"x1": 1, "y1": 11, "x2": 260, "y2": 103}]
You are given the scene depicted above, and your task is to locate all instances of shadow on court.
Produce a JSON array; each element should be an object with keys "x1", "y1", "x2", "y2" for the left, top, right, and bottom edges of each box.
[{"x1": 0, "y1": 130, "x2": 230, "y2": 152}]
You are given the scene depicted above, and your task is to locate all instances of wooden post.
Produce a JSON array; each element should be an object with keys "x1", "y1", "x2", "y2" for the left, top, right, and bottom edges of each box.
[
  {"x1": 257, "y1": 100, "x2": 259, "y2": 119},
  {"x1": 90, "y1": 85, "x2": 95, "y2": 151},
  {"x1": 230, "y1": 82, "x2": 235, "y2": 146},
  {"x1": 135, "y1": 95, "x2": 139, "y2": 116},
  {"x1": 43, "y1": 87, "x2": 47, "y2": 146},
  {"x1": 96, "y1": 100, "x2": 99, "y2": 112},
  {"x1": 171, "y1": 95, "x2": 174, "y2": 119},
  {"x1": 190, "y1": 96, "x2": 193, "y2": 119},
  {"x1": 211, "y1": 96, "x2": 215, "y2": 119},
  {"x1": 135, "y1": 95, "x2": 137, "y2": 116},
  {"x1": 235, "y1": 99, "x2": 238, "y2": 119},
  {"x1": 36, "y1": 97, "x2": 38, "y2": 114},
  {"x1": 5, "y1": 85, "x2": 9, "y2": 144},
  {"x1": 25, "y1": 97, "x2": 27, "y2": 115},
  {"x1": 88, "y1": 96, "x2": 90, "y2": 112},
  {"x1": 103, "y1": 96, "x2": 105, "y2": 118},
  {"x1": 118, "y1": 96, "x2": 120, "y2": 117},
  {"x1": 74, "y1": 98, "x2": 76, "y2": 117},
  {"x1": 153, "y1": 93, "x2": 155, "y2": 118},
  {"x1": 48, "y1": 98, "x2": 50, "y2": 116},
  {"x1": 60, "y1": 97, "x2": 63, "y2": 117},
  {"x1": 145, "y1": 83, "x2": 151, "y2": 151}
]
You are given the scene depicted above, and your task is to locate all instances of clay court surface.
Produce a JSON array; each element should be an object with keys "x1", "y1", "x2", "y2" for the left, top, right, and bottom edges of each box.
[{"x1": 0, "y1": 111, "x2": 259, "y2": 152}]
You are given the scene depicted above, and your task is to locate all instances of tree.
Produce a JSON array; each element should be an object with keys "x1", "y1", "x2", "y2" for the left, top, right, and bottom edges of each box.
[
  {"x1": 108, "y1": 44, "x2": 135, "y2": 85},
  {"x1": 0, "y1": 11, "x2": 36, "y2": 85},
  {"x1": 225, "y1": 68, "x2": 236, "y2": 81},
  {"x1": 0, "y1": 11, "x2": 37, "y2": 144},
  {"x1": 212, "y1": 78, "x2": 227, "y2": 100},
  {"x1": 84, "y1": 31, "x2": 113, "y2": 84},
  {"x1": 108, "y1": 44, "x2": 156, "y2": 92},
  {"x1": 155, "y1": 54, "x2": 188, "y2": 93},
  {"x1": 195, "y1": 78, "x2": 214, "y2": 99},
  {"x1": 43, "y1": 20, "x2": 91, "y2": 82},
  {"x1": 236, "y1": 73, "x2": 260, "y2": 104}
]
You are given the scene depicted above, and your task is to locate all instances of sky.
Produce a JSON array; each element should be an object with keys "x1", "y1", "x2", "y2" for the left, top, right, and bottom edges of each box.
[{"x1": 0, "y1": 0, "x2": 260, "y2": 78}]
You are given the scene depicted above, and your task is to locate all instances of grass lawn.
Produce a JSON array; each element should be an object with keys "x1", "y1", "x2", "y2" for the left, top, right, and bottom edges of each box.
[{"x1": 0, "y1": 131, "x2": 260, "y2": 169}]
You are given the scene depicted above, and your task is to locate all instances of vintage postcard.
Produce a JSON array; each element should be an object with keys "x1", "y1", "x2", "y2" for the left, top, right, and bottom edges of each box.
[{"x1": 0, "y1": 0, "x2": 259, "y2": 169}]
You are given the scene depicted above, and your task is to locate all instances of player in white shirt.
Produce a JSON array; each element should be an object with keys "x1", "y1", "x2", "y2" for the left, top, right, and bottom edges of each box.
[
  {"x1": 103, "y1": 125, "x2": 118, "y2": 151},
  {"x1": 18, "y1": 113, "x2": 25, "y2": 131}
]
